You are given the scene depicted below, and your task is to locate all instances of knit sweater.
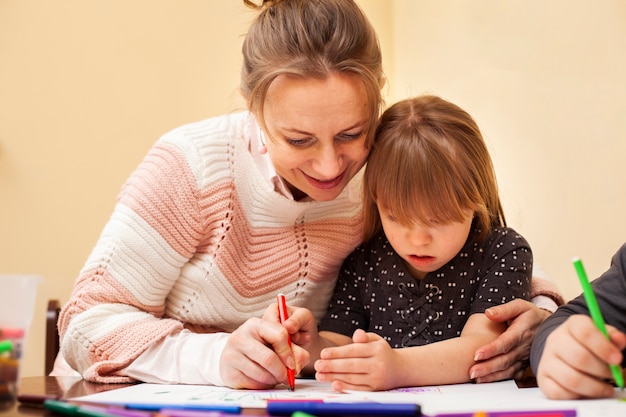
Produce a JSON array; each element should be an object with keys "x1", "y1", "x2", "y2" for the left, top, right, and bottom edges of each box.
[{"x1": 58, "y1": 111, "x2": 364, "y2": 383}]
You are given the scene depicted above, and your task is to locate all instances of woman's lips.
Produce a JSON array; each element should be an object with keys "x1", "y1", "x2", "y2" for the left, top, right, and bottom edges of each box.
[{"x1": 303, "y1": 171, "x2": 345, "y2": 190}]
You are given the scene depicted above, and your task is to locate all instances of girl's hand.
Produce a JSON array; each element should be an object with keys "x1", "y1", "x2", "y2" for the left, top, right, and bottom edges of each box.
[
  {"x1": 536, "y1": 315, "x2": 626, "y2": 399},
  {"x1": 314, "y1": 329, "x2": 400, "y2": 392}
]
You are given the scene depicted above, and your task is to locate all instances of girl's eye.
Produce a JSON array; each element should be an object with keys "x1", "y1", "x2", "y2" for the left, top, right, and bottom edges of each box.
[{"x1": 386, "y1": 213, "x2": 397, "y2": 223}]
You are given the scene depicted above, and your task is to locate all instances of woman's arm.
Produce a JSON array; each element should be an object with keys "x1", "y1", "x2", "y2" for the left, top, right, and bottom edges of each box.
[{"x1": 59, "y1": 134, "x2": 221, "y2": 384}]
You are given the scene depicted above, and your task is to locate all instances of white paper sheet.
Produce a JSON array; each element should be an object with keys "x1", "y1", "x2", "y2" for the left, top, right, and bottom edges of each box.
[{"x1": 71, "y1": 378, "x2": 626, "y2": 416}]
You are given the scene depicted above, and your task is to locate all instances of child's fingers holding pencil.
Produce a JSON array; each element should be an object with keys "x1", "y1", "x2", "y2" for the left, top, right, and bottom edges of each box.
[
  {"x1": 537, "y1": 315, "x2": 617, "y2": 399},
  {"x1": 606, "y1": 324, "x2": 626, "y2": 351},
  {"x1": 565, "y1": 317, "x2": 622, "y2": 376},
  {"x1": 573, "y1": 257, "x2": 625, "y2": 390}
]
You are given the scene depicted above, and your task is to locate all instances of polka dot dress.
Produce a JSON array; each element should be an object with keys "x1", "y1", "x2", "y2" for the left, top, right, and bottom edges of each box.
[{"x1": 319, "y1": 227, "x2": 532, "y2": 348}]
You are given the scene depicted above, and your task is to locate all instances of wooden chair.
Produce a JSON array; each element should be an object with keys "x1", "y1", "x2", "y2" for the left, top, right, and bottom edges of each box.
[{"x1": 45, "y1": 299, "x2": 61, "y2": 375}]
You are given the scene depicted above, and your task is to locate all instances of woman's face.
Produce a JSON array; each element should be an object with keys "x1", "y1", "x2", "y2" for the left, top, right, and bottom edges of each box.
[{"x1": 261, "y1": 73, "x2": 371, "y2": 201}]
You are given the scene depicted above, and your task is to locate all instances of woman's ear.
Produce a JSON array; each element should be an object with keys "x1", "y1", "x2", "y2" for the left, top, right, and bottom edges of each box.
[{"x1": 258, "y1": 124, "x2": 268, "y2": 155}]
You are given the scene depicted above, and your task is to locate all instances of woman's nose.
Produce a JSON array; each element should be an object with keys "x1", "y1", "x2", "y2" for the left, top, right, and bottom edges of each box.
[{"x1": 312, "y1": 144, "x2": 342, "y2": 179}]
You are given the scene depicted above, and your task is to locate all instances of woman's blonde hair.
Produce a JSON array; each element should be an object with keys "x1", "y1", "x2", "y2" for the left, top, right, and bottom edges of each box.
[
  {"x1": 363, "y1": 95, "x2": 506, "y2": 242},
  {"x1": 242, "y1": 0, "x2": 385, "y2": 147}
]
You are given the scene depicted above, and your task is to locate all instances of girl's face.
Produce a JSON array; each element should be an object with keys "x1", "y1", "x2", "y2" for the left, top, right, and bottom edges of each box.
[
  {"x1": 261, "y1": 73, "x2": 370, "y2": 201},
  {"x1": 378, "y1": 204, "x2": 474, "y2": 280}
]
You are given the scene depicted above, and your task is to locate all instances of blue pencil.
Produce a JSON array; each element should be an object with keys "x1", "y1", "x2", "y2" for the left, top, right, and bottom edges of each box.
[
  {"x1": 125, "y1": 403, "x2": 240, "y2": 414},
  {"x1": 266, "y1": 400, "x2": 420, "y2": 416}
]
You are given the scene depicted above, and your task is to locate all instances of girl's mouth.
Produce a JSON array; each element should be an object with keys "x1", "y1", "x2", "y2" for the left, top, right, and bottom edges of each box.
[{"x1": 408, "y1": 255, "x2": 436, "y2": 267}]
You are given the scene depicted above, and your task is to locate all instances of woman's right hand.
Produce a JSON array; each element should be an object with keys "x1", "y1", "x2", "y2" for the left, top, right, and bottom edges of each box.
[{"x1": 218, "y1": 304, "x2": 317, "y2": 389}]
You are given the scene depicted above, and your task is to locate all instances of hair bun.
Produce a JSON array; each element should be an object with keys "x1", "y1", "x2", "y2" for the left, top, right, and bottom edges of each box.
[{"x1": 243, "y1": 0, "x2": 283, "y2": 10}]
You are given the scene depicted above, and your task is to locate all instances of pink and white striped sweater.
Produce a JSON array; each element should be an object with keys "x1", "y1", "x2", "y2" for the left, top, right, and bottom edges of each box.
[{"x1": 58, "y1": 111, "x2": 365, "y2": 384}]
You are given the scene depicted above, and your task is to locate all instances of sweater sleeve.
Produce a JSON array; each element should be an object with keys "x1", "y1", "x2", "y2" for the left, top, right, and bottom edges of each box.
[
  {"x1": 530, "y1": 274, "x2": 565, "y2": 309},
  {"x1": 529, "y1": 263, "x2": 562, "y2": 312},
  {"x1": 530, "y1": 243, "x2": 626, "y2": 373},
  {"x1": 125, "y1": 330, "x2": 228, "y2": 385},
  {"x1": 58, "y1": 138, "x2": 206, "y2": 383}
]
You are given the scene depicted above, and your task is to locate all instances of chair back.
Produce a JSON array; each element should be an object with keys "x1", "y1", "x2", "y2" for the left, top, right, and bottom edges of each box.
[{"x1": 45, "y1": 299, "x2": 61, "y2": 375}]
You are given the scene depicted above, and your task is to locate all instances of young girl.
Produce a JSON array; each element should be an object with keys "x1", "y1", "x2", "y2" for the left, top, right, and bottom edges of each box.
[{"x1": 292, "y1": 95, "x2": 533, "y2": 391}]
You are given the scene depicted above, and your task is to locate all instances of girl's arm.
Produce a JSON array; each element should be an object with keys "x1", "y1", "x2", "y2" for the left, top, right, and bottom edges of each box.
[
  {"x1": 395, "y1": 313, "x2": 507, "y2": 387},
  {"x1": 314, "y1": 313, "x2": 506, "y2": 391}
]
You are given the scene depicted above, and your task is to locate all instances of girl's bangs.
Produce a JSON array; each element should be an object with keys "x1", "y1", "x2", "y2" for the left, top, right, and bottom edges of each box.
[{"x1": 373, "y1": 157, "x2": 473, "y2": 228}]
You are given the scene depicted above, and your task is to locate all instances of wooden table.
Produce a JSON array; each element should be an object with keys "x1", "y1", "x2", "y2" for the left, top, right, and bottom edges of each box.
[
  {"x1": 5, "y1": 376, "x2": 271, "y2": 416},
  {"x1": 3, "y1": 376, "x2": 131, "y2": 416}
]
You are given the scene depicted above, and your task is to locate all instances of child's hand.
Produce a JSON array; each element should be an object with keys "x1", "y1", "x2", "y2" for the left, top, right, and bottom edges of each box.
[
  {"x1": 314, "y1": 329, "x2": 400, "y2": 391},
  {"x1": 536, "y1": 314, "x2": 626, "y2": 399}
]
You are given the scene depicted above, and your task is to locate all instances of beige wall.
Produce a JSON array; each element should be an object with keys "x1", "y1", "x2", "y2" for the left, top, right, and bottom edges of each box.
[
  {"x1": 1, "y1": 1, "x2": 624, "y2": 377},
  {"x1": 387, "y1": 0, "x2": 626, "y2": 302}
]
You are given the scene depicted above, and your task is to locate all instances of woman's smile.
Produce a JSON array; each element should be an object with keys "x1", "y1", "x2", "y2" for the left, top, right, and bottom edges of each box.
[{"x1": 302, "y1": 170, "x2": 346, "y2": 190}]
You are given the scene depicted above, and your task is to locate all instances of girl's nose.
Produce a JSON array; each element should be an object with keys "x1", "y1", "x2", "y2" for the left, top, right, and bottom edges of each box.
[{"x1": 407, "y1": 226, "x2": 432, "y2": 246}]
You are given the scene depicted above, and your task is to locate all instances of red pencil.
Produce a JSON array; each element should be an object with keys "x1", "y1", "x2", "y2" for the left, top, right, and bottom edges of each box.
[{"x1": 276, "y1": 293, "x2": 296, "y2": 391}]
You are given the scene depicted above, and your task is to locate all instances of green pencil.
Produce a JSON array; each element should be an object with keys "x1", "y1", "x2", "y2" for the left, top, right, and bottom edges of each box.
[{"x1": 573, "y1": 257, "x2": 625, "y2": 390}]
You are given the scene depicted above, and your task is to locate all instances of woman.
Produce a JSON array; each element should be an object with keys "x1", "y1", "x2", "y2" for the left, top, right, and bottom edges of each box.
[{"x1": 57, "y1": 0, "x2": 560, "y2": 389}]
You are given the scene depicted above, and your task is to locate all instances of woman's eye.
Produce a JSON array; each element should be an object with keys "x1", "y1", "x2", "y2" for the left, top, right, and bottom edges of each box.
[
  {"x1": 337, "y1": 131, "x2": 364, "y2": 142},
  {"x1": 286, "y1": 137, "x2": 312, "y2": 147},
  {"x1": 285, "y1": 131, "x2": 363, "y2": 147}
]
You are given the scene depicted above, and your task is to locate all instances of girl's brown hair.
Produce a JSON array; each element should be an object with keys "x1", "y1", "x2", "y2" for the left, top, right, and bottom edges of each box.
[
  {"x1": 363, "y1": 95, "x2": 506, "y2": 242},
  {"x1": 242, "y1": 0, "x2": 385, "y2": 148}
]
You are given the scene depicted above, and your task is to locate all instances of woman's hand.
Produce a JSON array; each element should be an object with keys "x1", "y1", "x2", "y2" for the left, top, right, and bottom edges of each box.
[
  {"x1": 470, "y1": 299, "x2": 551, "y2": 382},
  {"x1": 536, "y1": 315, "x2": 626, "y2": 399},
  {"x1": 218, "y1": 304, "x2": 318, "y2": 389}
]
